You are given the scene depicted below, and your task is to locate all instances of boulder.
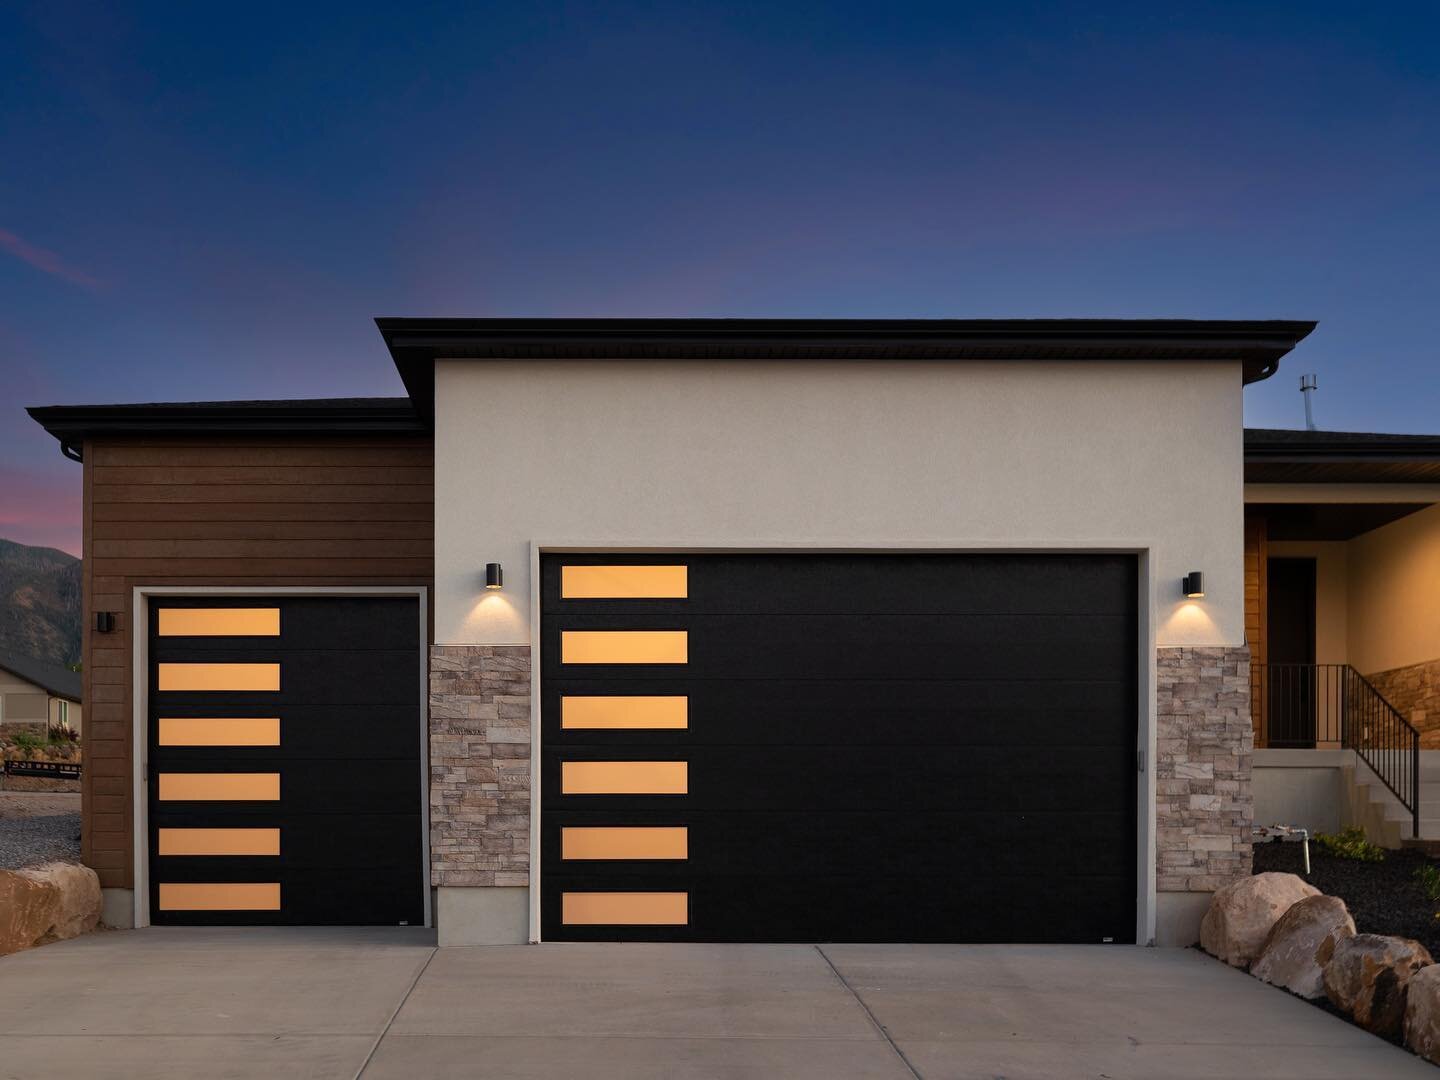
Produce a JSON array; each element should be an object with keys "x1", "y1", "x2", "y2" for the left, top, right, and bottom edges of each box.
[
  {"x1": 0, "y1": 863, "x2": 101, "y2": 955},
  {"x1": 1200, "y1": 872, "x2": 1320, "y2": 968},
  {"x1": 17, "y1": 862, "x2": 101, "y2": 941},
  {"x1": 1405, "y1": 964, "x2": 1440, "y2": 1064},
  {"x1": 0, "y1": 871, "x2": 61, "y2": 956},
  {"x1": 1323, "y1": 933, "x2": 1434, "y2": 1037},
  {"x1": 1250, "y1": 894, "x2": 1356, "y2": 999}
]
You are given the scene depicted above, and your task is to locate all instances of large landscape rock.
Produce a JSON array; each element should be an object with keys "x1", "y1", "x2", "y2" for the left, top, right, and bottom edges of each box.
[
  {"x1": 1200, "y1": 872, "x2": 1320, "y2": 968},
  {"x1": 0, "y1": 862, "x2": 101, "y2": 955},
  {"x1": 0, "y1": 870, "x2": 62, "y2": 956},
  {"x1": 1250, "y1": 894, "x2": 1356, "y2": 999},
  {"x1": 1405, "y1": 964, "x2": 1440, "y2": 1065},
  {"x1": 1323, "y1": 932, "x2": 1434, "y2": 1037},
  {"x1": 17, "y1": 862, "x2": 101, "y2": 940}
]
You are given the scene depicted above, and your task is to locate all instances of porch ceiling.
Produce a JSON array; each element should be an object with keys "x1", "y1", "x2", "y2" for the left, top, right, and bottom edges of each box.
[{"x1": 1248, "y1": 502, "x2": 1434, "y2": 540}]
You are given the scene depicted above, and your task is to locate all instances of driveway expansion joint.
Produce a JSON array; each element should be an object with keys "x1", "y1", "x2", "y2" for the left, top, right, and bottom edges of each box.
[{"x1": 814, "y1": 945, "x2": 924, "y2": 1080}]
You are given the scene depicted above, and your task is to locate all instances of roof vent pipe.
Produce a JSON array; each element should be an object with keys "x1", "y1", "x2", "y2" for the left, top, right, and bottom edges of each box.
[{"x1": 1300, "y1": 374, "x2": 1318, "y2": 431}]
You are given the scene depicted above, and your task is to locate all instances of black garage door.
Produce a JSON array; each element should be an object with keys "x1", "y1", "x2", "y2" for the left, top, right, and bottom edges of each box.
[
  {"x1": 541, "y1": 554, "x2": 1138, "y2": 943},
  {"x1": 148, "y1": 597, "x2": 424, "y2": 925}
]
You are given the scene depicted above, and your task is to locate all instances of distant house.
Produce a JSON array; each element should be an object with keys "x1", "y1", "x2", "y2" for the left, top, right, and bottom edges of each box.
[{"x1": 0, "y1": 649, "x2": 82, "y2": 737}]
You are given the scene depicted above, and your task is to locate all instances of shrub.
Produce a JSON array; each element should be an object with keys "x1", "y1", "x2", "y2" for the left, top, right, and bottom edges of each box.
[
  {"x1": 10, "y1": 730, "x2": 44, "y2": 758},
  {"x1": 1416, "y1": 862, "x2": 1440, "y2": 902},
  {"x1": 1314, "y1": 826, "x2": 1386, "y2": 862}
]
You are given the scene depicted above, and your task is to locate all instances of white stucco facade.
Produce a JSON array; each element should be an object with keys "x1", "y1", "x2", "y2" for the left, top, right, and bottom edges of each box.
[{"x1": 432, "y1": 357, "x2": 1246, "y2": 646}]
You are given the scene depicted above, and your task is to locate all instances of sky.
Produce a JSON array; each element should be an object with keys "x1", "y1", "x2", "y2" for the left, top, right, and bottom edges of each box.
[{"x1": 2, "y1": 1, "x2": 1438, "y2": 555}]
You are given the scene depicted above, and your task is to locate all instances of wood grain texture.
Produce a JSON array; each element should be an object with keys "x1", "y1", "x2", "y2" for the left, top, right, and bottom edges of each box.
[
  {"x1": 79, "y1": 435, "x2": 433, "y2": 891},
  {"x1": 1244, "y1": 511, "x2": 1268, "y2": 748}
]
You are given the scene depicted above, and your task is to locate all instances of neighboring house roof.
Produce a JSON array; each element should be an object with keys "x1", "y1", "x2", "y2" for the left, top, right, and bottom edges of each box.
[
  {"x1": 0, "y1": 648, "x2": 81, "y2": 702},
  {"x1": 376, "y1": 317, "x2": 1318, "y2": 418},
  {"x1": 1244, "y1": 428, "x2": 1440, "y2": 484}
]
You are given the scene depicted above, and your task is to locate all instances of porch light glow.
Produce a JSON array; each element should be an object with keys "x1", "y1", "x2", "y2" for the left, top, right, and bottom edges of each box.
[
  {"x1": 485, "y1": 563, "x2": 504, "y2": 590},
  {"x1": 1183, "y1": 571, "x2": 1205, "y2": 599}
]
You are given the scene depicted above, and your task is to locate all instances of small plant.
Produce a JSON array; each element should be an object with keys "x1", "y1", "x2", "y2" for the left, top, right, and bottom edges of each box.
[
  {"x1": 1313, "y1": 826, "x2": 1386, "y2": 863},
  {"x1": 1416, "y1": 862, "x2": 1440, "y2": 902},
  {"x1": 10, "y1": 730, "x2": 44, "y2": 758},
  {"x1": 47, "y1": 726, "x2": 79, "y2": 745}
]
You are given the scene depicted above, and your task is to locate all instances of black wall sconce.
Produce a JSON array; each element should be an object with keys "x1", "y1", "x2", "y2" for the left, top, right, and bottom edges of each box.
[
  {"x1": 1182, "y1": 572, "x2": 1205, "y2": 599},
  {"x1": 95, "y1": 611, "x2": 117, "y2": 633},
  {"x1": 485, "y1": 563, "x2": 504, "y2": 590}
]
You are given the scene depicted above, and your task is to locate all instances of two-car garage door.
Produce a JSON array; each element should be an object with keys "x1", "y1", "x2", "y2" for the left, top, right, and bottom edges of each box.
[{"x1": 541, "y1": 554, "x2": 1139, "y2": 943}]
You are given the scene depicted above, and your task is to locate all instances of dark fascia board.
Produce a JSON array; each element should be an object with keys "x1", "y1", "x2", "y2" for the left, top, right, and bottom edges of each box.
[
  {"x1": 1245, "y1": 428, "x2": 1440, "y2": 461},
  {"x1": 27, "y1": 398, "x2": 425, "y2": 452},
  {"x1": 377, "y1": 317, "x2": 1317, "y2": 418}
]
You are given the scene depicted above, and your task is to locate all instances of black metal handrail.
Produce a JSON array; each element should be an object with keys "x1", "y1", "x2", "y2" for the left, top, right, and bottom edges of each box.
[{"x1": 1261, "y1": 663, "x2": 1420, "y2": 836}]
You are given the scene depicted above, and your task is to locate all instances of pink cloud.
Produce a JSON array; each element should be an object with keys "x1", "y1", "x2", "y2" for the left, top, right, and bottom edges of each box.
[{"x1": 0, "y1": 227, "x2": 103, "y2": 290}]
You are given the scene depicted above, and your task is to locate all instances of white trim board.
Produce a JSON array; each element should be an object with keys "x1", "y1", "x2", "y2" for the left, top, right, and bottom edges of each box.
[
  {"x1": 130, "y1": 585, "x2": 431, "y2": 930},
  {"x1": 526, "y1": 542, "x2": 1161, "y2": 947}
]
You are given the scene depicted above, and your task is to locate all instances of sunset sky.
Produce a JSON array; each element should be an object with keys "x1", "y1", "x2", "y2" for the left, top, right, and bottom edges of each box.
[{"x1": 4, "y1": 2, "x2": 1438, "y2": 555}]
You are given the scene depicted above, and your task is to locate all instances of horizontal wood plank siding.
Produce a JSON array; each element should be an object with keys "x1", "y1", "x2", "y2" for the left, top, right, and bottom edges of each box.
[{"x1": 81, "y1": 435, "x2": 434, "y2": 891}]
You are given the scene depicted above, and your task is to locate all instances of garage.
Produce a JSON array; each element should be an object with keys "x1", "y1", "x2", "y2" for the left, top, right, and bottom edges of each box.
[
  {"x1": 540, "y1": 553, "x2": 1139, "y2": 943},
  {"x1": 147, "y1": 596, "x2": 425, "y2": 926}
]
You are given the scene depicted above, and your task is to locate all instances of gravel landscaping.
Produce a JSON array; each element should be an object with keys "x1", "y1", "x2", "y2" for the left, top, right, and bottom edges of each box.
[
  {"x1": 0, "y1": 793, "x2": 81, "y2": 869},
  {"x1": 1254, "y1": 839, "x2": 1440, "y2": 960}
]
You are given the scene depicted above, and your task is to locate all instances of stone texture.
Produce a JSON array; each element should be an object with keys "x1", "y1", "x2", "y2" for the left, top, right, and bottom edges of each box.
[
  {"x1": 1200, "y1": 872, "x2": 1318, "y2": 968},
  {"x1": 0, "y1": 862, "x2": 98, "y2": 955},
  {"x1": 1367, "y1": 657, "x2": 1440, "y2": 749},
  {"x1": 429, "y1": 645, "x2": 531, "y2": 887},
  {"x1": 0, "y1": 870, "x2": 61, "y2": 956},
  {"x1": 1404, "y1": 963, "x2": 1440, "y2": 1064},
  {"x1": 17, "y1": 862, "x2": 102, "y2": 941},
  {"x1": 1156, "y1": 646, "x2": 1254, "y2": 892},
  {"x1": 1250, "y1": 894, "x2": 1355, "y2": 998},
  {"x1": 1323, "y1": 932, "x2": 1434, "y2": 1038}
]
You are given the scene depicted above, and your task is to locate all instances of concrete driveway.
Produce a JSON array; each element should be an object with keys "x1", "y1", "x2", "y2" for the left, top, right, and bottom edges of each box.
[{"x1": 0, "y1": 929, "x2": 1430, "y2": 1079}]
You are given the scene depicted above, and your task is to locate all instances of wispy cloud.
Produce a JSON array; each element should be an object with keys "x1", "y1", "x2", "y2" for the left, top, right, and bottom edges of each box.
[{"x1": 0, "y1": 227, "x2": 102, "y2": 290}]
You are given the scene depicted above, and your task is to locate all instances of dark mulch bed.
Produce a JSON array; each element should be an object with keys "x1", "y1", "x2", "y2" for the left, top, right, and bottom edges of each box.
[{"x1": 1255, "y1": 840, "x2": 1440, "y2": 959}]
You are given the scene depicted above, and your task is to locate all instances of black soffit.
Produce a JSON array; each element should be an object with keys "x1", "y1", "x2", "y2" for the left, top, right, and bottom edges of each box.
[
  {"x1": 1245, "y1": 428, "x2": 1440, "y2": 485},
  {"x1": 1251, "y1": 503, "x2": 1435, "y2": 541},
  {"x1": 375, "y1": 318, "x2": 1318, "y2": 419}
]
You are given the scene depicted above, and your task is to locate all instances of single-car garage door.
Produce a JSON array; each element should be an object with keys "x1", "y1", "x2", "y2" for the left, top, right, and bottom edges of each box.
[
  {"x1": 148, "y1": 597, "x2": 424, "y2": 925},
  {"x1": 541, "y1": 554, "x2": 1138, "y2": 943}
]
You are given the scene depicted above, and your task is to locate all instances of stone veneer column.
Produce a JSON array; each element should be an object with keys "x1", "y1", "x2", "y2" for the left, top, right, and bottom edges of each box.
[
  {"x1": 1156, "y1": 646, "x2": 1254, "y2": 908},
  {"x1": 429, "y1": 645, "x2": 531, "y2": 888}
]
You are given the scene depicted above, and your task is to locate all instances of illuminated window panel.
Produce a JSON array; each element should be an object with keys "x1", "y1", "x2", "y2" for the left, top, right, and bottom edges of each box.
[
  {"x1": 561, "y1": 760, "x2": 687, "y2": 795},
  {"x1": 561, "y1": 565, "x2": 688, "y2": 599},
  {"x1": 158, "y1": 608, "x2": 280, "y2": 636},
  {"x1": 158, "y1": 883, "x2": 281, "y2": 911},
  {"x1": 562, "y1": 892, "x2": 688, "y2": 926},
  {"x1": 157, "y1": 773, "x2": 281, "y2": 801},
  {"x1": 157, "y1": 828, "x2": 281, "y2": 856},
  {"x1": 562, "y1": 826, "x2": 688, "y2": 860},
  {"x1": 561, "y1": 696, "x2": 688, "y2": 730},
  {"x1": 157, "y1": 663, "x2": 280, "y2": 692},
  {"x1": 560, "y1": 631, "x2": 687, "y2": 665},
  {"x1": 158, "y1": 718, "x2": 281, "y2": 747}
]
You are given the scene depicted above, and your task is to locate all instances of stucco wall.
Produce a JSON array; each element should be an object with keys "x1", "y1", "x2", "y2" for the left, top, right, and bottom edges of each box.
[
  {"x1": 433, "y1": 359, "x2": 1246, "y2": 646},
  {"x1": 1347, "y1": 501, "x2": 1440, "y2": 675}
]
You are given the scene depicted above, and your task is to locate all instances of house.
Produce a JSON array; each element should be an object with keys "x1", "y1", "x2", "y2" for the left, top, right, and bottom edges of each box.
[
  {"x1": 0, "y1": 647, "x2": 82, "y2": 738},
  {"x1": 1244, "y1": 428, "x2": 1440, "y2": 847},
  {"x1": 28, "y1": 317, "x2": 1339, "y2": 945}
]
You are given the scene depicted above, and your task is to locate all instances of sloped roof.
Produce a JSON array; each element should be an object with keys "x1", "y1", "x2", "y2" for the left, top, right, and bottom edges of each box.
[{"x1": 0, "y1": 648, "x2": 81, "y2": 702}]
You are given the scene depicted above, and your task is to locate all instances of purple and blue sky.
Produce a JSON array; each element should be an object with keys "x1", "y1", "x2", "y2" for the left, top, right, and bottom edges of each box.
[{"x1": 4, "y1": 2, "x2": 1438, "y2": 555}]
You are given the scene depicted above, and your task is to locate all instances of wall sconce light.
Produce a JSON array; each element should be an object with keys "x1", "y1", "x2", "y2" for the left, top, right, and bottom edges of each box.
[
  {"x1": 1182, "y1": 572, "x2": 1205, "y2": 599},
  {"x1": 485, "y1": 563, "x2": 504, "y2": 590},
  {"x1": 95, "y1": 612, "x2": 116, "y2": 633}
]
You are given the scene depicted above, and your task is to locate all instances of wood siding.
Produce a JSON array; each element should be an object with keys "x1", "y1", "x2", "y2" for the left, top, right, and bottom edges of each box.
[
  {"x1": 1244, "y1": 510, "x2": 1268, "y2": 748},
  {"x1": 80, "y1": 436, "x2": 433, "y2": 891}
]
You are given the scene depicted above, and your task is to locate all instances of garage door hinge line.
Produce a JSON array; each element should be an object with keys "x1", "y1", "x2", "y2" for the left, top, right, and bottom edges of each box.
[{"x1": 814, "y1": 946, "x2": 923, "y2": 1080}]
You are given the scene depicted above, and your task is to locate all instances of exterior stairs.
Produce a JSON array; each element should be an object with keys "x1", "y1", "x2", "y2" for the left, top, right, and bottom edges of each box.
[{"x1": 1344, "y1": 751, "x2": 1440, "y2": 849}]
